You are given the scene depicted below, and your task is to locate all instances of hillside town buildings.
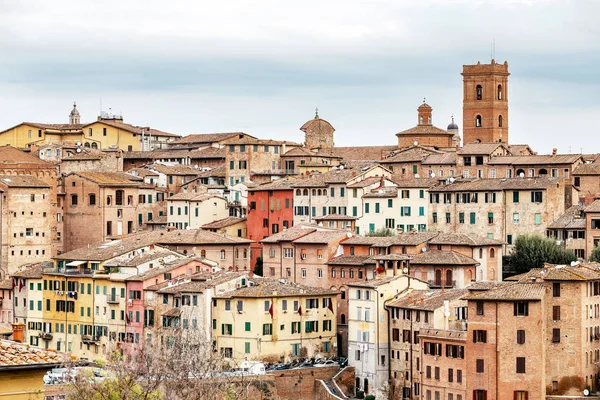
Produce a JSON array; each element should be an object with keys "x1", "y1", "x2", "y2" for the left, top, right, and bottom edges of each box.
[{"x1": 2, "y1": 58, "x2": 600, "y2": 399}]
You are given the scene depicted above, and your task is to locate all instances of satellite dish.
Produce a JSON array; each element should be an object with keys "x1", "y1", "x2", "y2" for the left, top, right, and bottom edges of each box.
[
  {"x1": 76, "y1": 148, "x2": 82, "y2": 153},
  {"x1": 422, "y1": 247, "x2": 427, "y2": 252},
  {"x1": 431, "y1": 173, "x2": 436, "y2": 178},
  {"x1": 76, "y1": 142, "x2": 81, "y2": 146},
  {"x1": 584, "y1": 389, "x2": 590, "y2": 396},
  {"x1": 414, "y1": 141, "x2": 418, "y2": 146},
  {"x1": 519, "y1": 172, "x2": 525, "y2": 178},
  {"x1": 449, "y1": 177, "x2": 455, "y2": 183}
]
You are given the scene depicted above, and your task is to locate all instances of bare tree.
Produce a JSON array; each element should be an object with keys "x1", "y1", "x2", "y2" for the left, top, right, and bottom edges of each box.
[{"x1": 64, "y1": 327, "x2": 273, "y2": 400}]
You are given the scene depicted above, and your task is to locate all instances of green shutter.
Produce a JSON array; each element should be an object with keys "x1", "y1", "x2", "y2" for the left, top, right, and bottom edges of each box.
[
  {"x1": 365, "y1": 203, "x2": 369, "y2": 214},
  {"x1": 245, "y1": 322, "x2": 251, "y2": 331},
  {"x1": 245, "y1": 342, "x2": 251, "y2": 354},
  {"x1": 470, "y1": 213, "x2": 476, "y2": 224},
  {"x1": 352, "y1": 206, "x2": 357, "y2": 217},
  {"x1": 375, "y1": 203, "x2": 380, "y2": 213}
]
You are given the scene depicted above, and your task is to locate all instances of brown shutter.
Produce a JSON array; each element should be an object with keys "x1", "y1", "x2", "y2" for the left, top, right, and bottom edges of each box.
[{"x1": 513, "y1": 392, "x2": 517, "y2": 400}]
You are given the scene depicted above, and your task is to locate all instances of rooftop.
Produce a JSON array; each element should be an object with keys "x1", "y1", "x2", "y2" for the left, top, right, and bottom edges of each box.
[
  {"x1": 430, "y1": 177, "x2": 560, "y2": 192},
  {"x1": 0, "y1": 175, "x2": 50, "y2": 188},
  {"x1": 74, "y1": 171, "x2": 142, "y2": 187},
  {"x1": 388, "y1": 289, "x2": 468, "y2": 311},
  {"x1": 573, "y1": 163, "x2": 600, "y2": 176},
  {"x1": 463, "y1": 282, "x2": 544, "y2": 301},
  {"x1": 202, "y1": 217, "x2": 246, "y2": 229},
  {"x1": 547, "y1": 205, "x2": 587, "y2": 229},
  {"x1": 343, "y1": 232, "x2": 439, "y2": 247},
  {"x1": 327, "y1": 255, "x2": 376, "y2": 266},
  {"x1": 330, "y1": 145, "x2": 397, "y2": 162},
  {"x1": 215, "y1": 277, "x2": 338, "y2": 298},
  {"x1": 409, "y1": 250, "x2": 479, "y2": 266},
  {"x1": 0, "y1": 145, "x2": 55, "y2": 167},
  {"x1": 0, "y1": 339, "x2": 64, "y2": 370},
  {"x1": 428, "y1": 233, "x2": 503, "y2": 246}
]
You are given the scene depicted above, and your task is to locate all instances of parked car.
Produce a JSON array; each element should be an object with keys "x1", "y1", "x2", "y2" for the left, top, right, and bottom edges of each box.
[{"x1": 315, "y1": 359, "x2": 339, "y2": 367}]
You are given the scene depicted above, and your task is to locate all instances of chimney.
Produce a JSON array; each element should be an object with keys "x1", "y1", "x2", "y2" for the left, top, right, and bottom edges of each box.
[
  {"x1": 552, "y1": 148, "x2": 557, "y2": 156},
  {"x1": 11, "y1": 323, "x2": 25, "y2": 343}
]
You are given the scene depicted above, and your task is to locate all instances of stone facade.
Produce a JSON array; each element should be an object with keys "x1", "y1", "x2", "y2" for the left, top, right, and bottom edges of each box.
[
  {"x1": 301, "y1": 112, "x2": 335, "y2": 151},
  {"x1": 0, "y1": 177, "x2": 54, "y2": 276}
]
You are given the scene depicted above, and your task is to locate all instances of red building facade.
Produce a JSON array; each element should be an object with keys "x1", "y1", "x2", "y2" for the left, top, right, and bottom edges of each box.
[{"x1": 247, "y1": 179, "x2": 295, "y2": 269}]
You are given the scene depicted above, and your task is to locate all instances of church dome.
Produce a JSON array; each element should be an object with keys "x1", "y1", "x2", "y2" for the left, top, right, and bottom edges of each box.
[
  {"x1": 447, "y1": 116, "x2": 459, "y2": 130},
  {"x1": 70, "y1": 102, "x2": 80, "y2": 117}
]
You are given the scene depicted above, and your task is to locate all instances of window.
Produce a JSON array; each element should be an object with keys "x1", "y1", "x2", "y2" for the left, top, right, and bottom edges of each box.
[
  {"x1": 71, "y1": 194, "x2": 78, "y2": 206},
  {"x1": 476, "y1": 115, "x2": 482, "y2": 127},
  {"x1": 488, "y1": 212, "x2": 494, "y2": 224},
  {"x1": 534, "y1": 213, "x2": 541, "y2": 225},
  {"x1": 514, "y1": 301, "x2": 529, "y2": 316},
  {"x1": 474, "y1": 390, "x2": 486, "y2": 400},
  {"x1": 513, "y1": 213, "x2": 519, "y2": 224},
  {"x1": 513, "y1": 191, "x2": 519, "y2": 203},
  {"x1": 552, "y1": 282, "x2": 560, "y2": 297},
  {"x1": 516, "y1": 357, "x2": 526, "y2": 373},
  {"x1": 473, "y1": 330, "x2": 487, "y2": 343},
  {"x1": 476, "y1": 302, "x2": 484, "y2": 316},
  {"x1": 514, "y1": 392, "x2": 527, "y2": 400},
  {"x1": 476, "y1": 85, "x2": 482, "y2": 100},
  {"x1": 531, "y1": 191, "x2": 543, "y2": 203},
  {"x1": 552, "y1": 305, "x2": 560, "y2": 321},
  {"x1": 517, "y1": 330, "x2": 526, "y2": 344},
  {"x1": 470, "y1": 212, "x2": 476, "y2": 225},
  {"x1": 552, "y1": 328, "x2": 560, "y2": 343},
  {"x1": 498, "y1": 115, "x2": 503, "y2": 127},
  {"x1": 476, "y1": 359, "x2": 484, "y2": 373},
  {"x1": 283, "y1": 248, "x2": 294, "y2": 258}
]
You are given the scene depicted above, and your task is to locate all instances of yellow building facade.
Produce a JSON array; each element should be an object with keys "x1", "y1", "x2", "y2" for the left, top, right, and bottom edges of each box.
[
  {"x1": 213, "y1": 279, "x2": 338, "y2": 363},
  {"x1": 0, "y1": 104, "x2": 179, "y2": 151}
]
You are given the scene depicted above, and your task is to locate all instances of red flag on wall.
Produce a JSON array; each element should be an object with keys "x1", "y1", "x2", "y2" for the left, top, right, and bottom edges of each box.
[
  {"x1": 298, "y1": 305, "x2": 302, "y2": 316},
  {"x1": 269, "y1": 302, "x2": 274, "y2": 319}
]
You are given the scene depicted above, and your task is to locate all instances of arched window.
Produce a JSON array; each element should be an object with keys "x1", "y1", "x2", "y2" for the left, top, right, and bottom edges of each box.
[
  {"x1": 91, "y1": 142, "x2": 98, "y2": 149},
  {"x1": 201, "y1": 250, "x2": 206, "y2": 258},
  {"x1": 435, "y1": 269, "x2": 442, "y2": 286},
  {"x1": 89, "y1": 194, "x2": 96, "y2": 206},
  {"x1": 490, "y1": 248, "x2": 495, "y2": 258},
  {"x1": 419, "y1": 116, "x2": 423, "y2": 124},
  {"x1": 84, "y1": 142, "x2": 91, "y2": 148},
  {"x1": 312, "y1": 189, "x2": 316, "y2": 196},
  {"x1": 303, "y1": 189, "x2": 308, "y2": 196},
  {"x1": 476, "y1": 85, "x2": 483, "y2": 100},
  {"x1": 446, "y1": 270, "x2": 453, "y2": 286},
  {"x1": 498, "y1": 85, "x2": 502, "y2": 100},
  {"x1": 539, "y1": 168, "x2": 548, "y2": 176},
  {"x1": 243, "y1": 249, "x2": 247, "y2": 258},
  {"x1": 476, "y1": 115, "x2": 482, "y2": 127},
  {"x1": 498, "y1": 115, "x2": 503, "y2": 128},
  {"x1": 427, "y1": 116, "x2": 431, "y2": 124},
  {"x1": 317, "y1": 189, "x2": 321, "y2": 196},
  {"x1": 296, "y1": 189, "x2": 301, "y2": 196},
  {"x1": 491, "y1": 268, "x2": 496, "y2": 279},
  {"x1": 479, "y1": 248, "x2": 483, "y2": 258}
]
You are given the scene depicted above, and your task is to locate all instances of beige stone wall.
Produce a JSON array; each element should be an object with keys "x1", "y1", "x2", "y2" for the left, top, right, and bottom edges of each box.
[{"x1": 1, "y1": 186, "x2": 54, "y2": 275}]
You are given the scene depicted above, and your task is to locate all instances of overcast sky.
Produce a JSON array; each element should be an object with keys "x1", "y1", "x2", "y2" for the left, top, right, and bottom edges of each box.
[{"x1": 1, "y1": 0, "x2": 598, "y2": 154}]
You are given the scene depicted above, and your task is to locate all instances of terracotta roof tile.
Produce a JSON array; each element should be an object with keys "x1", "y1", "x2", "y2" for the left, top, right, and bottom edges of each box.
[
  {"x1": 343, "y1": 232, "x2": 439, "y2": 247},
  {"x1": 247, "y1": 178, "x2": 296, "y2": 192},
  {"x1": 75, "y1": 172, "x2": 142, "y2": 186},
  {"x1": 215, "y1": 277, "x2": 337, "y2": 298},
  {"x1": 574, "y1": 163, "x2": 600, "y2": 175},
  {"x1": 428, "y1": 233, "x2": 503, "y2": 246},
  {"x1": 202, "y1": 217, "x2": 246, "y2": 229},
  {"x1": 10, "y1": 264, "x2": 43, "y2": 278},
  {"x1": 363, "y1": 188, "x2": 398, "y2": 198},
  {"x1": 330, "y1": 146, "x2": 397, "y2": 161},
  {"x1": 314, "y1": 214, "x2": 358, "y2": 221},
  {"x1": 327, "y1": 255, "x2": 376, "y2": 266},
  {"x1": 0, "y1": 339, "x2": 64, "y2": 368},
  {"x1": 85, "y1": 119, "x2": 179, "y2": 138},
  {"x1": 409, "y1": 250, "x2": 479, "y2": 266},
  {"x1": 381, "y1": 146, "x2": 440, "y2": 164},
  {"x1": 260, "y1": 225, "x2": 318, "y2": 243},
  {"x1": 347, "y1": 275, "x2": 406, "y2": 288},
  {"x1": 488, "y1": 154, "x2": 583, "y2": 166},
  {"x1": 462, "y1": 282, "x2": 544, "y2": 301},
  {"x1": 547, "y1": 206, "x2": 587, "y2": 229},
  {"x1": 171, "y1": 133, "x2": 253, "y2": 145},
  {"x1": 396, "y1": 124, "x2": 452, "y2": 136},
  {"x1": 430, "y1": 177, "x2": 560, "y2": 192},
  {"x1": 0, "y1": 146, "x2": 55, "y2": 167},
  {"x1": 422, "y1": 152, "x2": 457, "y2": 165},
  {"x1": 585, "y1": 200, "x2": 600, "y2": 213},
  {"x1": 388, "y1": 289, "x2": 468, "y2": 311},
  {"x1": 457, "y1": 143, "x2": 507, "y2": 155},
  {"x1": 0, "y1": 175, "x2": 50, "y2": 188},
  {"x1": 292, "y1": 230, "x2": 350, "y2": 244}
]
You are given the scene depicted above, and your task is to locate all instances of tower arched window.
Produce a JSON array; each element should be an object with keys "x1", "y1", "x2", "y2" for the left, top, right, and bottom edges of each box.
[
  {"x1": 303, "y1": 189, "x2": 308, "y2": 196},
  {"x1": 476, "y1": 85, "x2": 482, "y2": 100},
  {"x1": 476, "y1": 115, "x2": 482, "y2": 127},
  {"x1": 427, "y1": 116, "x2": 431, "y2": 124},
  {"x1": 84, "y1": 142, "x2": 91, "y2": 148},
  {"x1": 498, "y1": 85, "x2": 502, "y2": 100},
  {"x1": 91, "y1": 142, "x2": 98, "y2": 149},
  {"x1": 296, "y1": 189, "x2": 301, "y2": 196},
  {"x1": 312, "y1": 189, "x2": 316, "y2": 196},
  {"x1": 419, "y1": 116, "x2": 423, "y2": 124},
  {"x1": 498, "y1": 115, "x2": 503, "y2": 128},
  {"x1": 490, "y1": 248, "x2": 495, "y2": 258}
]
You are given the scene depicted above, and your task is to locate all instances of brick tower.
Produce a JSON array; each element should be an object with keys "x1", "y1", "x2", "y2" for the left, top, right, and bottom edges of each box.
[
  {"x1": 301, "y1": 109, "x2": 335, "y2": 151},
  {"x1": 461, "y1": 60, "x2": 509, "y2": 144}
]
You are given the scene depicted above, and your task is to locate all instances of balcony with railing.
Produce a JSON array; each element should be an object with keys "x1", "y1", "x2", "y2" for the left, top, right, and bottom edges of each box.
[
  {"x1": 38, "y1": 331, "x2": 53, "y2": 341},
  {"x1": 82, "y1": 334, "x2": 99, "y2": 343},
  {"x1": 107, "y1": 295, "x2": 120, "y2": 304}
]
